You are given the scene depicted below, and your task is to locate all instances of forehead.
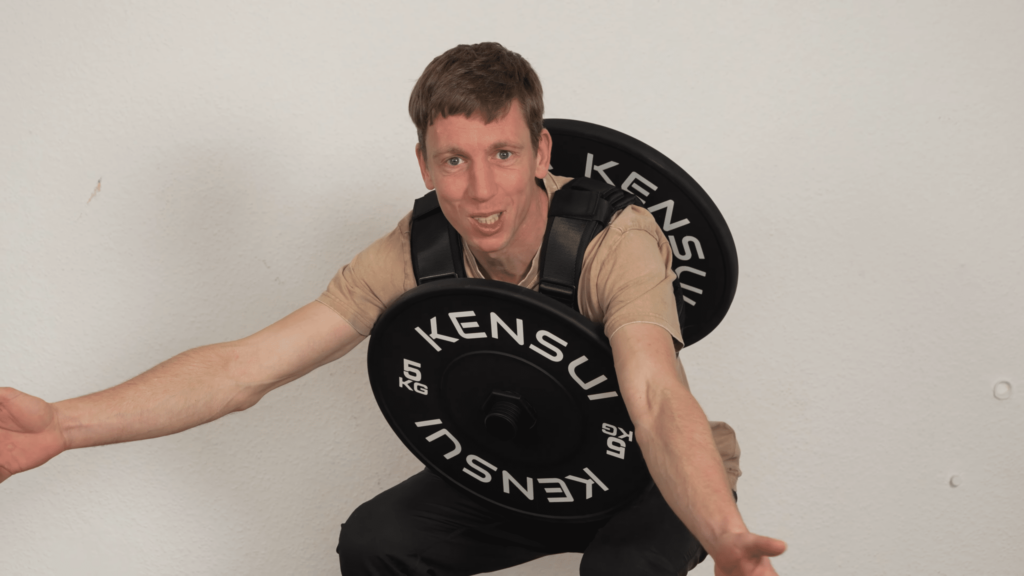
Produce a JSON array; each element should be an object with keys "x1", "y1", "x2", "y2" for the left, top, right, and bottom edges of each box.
[{"x1": 426, "y1": 101, "x2": 530, "y2": 152}]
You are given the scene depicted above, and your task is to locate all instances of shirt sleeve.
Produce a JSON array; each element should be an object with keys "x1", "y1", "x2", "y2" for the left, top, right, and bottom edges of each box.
[
  {"x1": 316, "y1": 212, "x2": 415, "y2": 336},
  {"x1": 578, "y1": 205, "x2": 684, "y2": 349}
]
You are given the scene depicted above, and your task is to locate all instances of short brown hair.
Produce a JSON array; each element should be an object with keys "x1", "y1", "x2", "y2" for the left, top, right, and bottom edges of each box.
[{"x1": 409, "y1": 42, "x2": 544, "y2": 154}]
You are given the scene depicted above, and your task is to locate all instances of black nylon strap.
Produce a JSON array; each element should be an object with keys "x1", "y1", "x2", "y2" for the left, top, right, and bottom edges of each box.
[
  {"x1": 410, "y1": 191, "x2": 465, "y2": 285},
  {"x1": 539, "y1": 216, "x2": 596, "y2": 306},
  {"x1": 538, "y1": 177, "x2": 638, "y2": 311}
]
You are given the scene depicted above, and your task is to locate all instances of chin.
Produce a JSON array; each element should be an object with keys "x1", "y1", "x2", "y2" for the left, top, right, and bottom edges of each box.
[{"x1": 468, "y1": 234, "x2": 511, "y2": 257}]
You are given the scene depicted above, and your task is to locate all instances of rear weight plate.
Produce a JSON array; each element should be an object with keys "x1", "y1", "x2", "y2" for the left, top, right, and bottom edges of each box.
[
  {"x1": 367, "y1": 279, "x2": 651, "y2": 522},
  {"x1": 545, "y1": 119, "x2": 738, "y2": 346}
]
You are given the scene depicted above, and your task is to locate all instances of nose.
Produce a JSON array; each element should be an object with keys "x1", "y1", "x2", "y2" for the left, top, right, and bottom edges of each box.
[{"x1": 466, "y1": 159, "x2": 497, "y2": 203}]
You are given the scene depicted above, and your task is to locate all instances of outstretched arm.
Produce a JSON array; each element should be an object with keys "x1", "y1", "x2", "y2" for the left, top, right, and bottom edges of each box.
[
  {"x1": 611, "y1": 322, "x2": 785, "y2": 576},
  {"x1": 0, "y1": 301, "x2": 363, "y2": 483}
]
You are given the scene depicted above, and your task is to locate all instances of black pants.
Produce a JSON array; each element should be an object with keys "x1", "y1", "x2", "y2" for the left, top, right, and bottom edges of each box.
[{"x1": 337, "y1": 469, "x2": 708, "y2": 575}]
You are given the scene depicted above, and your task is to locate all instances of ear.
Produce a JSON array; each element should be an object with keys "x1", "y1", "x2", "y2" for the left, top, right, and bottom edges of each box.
[
  {"x1": 534, "y1": 128, "x2": 552, "y2": 180},
  {"x1": 415, "y1": 143, "x2": 435, "y2": 190}
]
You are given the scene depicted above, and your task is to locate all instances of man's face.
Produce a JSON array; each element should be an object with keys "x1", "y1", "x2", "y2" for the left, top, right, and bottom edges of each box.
[{"x1": 416, "y1": 100, "x2": 551, "y2": 261}]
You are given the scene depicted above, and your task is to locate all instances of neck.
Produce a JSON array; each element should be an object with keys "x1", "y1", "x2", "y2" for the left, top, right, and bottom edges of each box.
[{"x1": 470, "y1": 182, "x2": 548, "y2": 284}]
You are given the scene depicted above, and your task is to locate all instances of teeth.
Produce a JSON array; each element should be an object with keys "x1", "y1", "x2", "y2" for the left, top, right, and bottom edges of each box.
[{"x1": 474, "y1": 213, "x2": 501, "y2": 225}]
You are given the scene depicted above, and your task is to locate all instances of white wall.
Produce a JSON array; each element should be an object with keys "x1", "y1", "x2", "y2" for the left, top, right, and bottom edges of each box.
[{"x1": 2, "y1": 2, "x2": 1021, "y2": 574}]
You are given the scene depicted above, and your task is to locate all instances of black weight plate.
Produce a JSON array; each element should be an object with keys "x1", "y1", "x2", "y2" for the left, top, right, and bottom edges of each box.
[
  {"x1": 368, "y1": 279, "x2": 650, "y2": 522},
  {"x1": 545, "y1": 119, "x2": 738, "y2": 346}
]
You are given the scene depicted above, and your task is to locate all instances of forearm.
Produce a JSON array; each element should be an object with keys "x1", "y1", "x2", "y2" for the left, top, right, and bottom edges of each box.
[
  {"x1": 634, "y1": 384, "x2": 747, "y2": 557},
  {"x1": 0, "y1": 303, "x2": 360, "y2": 484},
  {"x1": 55, "y1": 343, "x2": 257, "y2": 450}
]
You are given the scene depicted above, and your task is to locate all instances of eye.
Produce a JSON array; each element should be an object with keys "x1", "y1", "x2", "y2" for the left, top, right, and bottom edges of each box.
[
  {"x1": 446, "y1": 157, "x2": 462, "y2": 167},
  {"x1": 496, "y1": 150, "x2": 511, "y2": 160}
]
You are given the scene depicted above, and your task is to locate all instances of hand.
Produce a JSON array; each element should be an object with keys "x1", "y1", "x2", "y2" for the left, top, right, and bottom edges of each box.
[
  {"x1": 712, "y1": 531, "x2": 787, "y2": 576},
  {"x1": 0, "y1": 387, "x2": 67, "y2": 483}
]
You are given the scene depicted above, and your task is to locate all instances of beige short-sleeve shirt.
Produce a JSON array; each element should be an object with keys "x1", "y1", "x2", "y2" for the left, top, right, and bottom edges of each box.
[{"x1": 317, "y1": 174, "x2": 741, "y2": 490}]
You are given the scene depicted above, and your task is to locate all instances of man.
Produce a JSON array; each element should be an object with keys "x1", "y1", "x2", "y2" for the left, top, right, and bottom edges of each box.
[{"x1": 0, "y1": 43, "x2": 784, "y2": 575}]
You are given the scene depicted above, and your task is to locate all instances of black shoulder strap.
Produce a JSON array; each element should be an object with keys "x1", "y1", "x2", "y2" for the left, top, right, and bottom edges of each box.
[
  {"x1": 538, "y1": 177, "x2": 639, "y2": 310},
  {"x1": 410, "y1": 191, "x2": 466, "y2": 285}
]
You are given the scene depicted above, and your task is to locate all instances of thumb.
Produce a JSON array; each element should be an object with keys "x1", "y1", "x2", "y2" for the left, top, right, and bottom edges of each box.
[
  {"x1": 746, "y1": 534, "x2": 787, "y2": 557},
  {"x1": 0, "y1": 387, "x2": 54, "y2": 433}
]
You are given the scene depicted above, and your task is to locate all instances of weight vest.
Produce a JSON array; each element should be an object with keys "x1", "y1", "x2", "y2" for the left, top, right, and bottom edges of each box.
[{"x1": 410, "y1": 176, "x2": 684, "y2": 319}]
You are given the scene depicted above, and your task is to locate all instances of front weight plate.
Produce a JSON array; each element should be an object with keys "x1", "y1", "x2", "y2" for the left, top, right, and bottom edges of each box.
[{"x1": 367, "y1": 279, "x2": 650, "y2": 522}]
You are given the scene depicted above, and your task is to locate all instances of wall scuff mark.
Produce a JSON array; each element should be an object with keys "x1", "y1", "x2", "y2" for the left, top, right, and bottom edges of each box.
[{"x1": 87, "y1": 178, "x2": 102, "y2": 204}]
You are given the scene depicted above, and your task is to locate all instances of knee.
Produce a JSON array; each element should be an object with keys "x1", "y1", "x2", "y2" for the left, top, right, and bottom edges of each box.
[
  {"x1": 337, "y1": 501, "x2": 388, "y2": 572},
  {"x1": 337, "y1": 500, "x2": 419, "y2": 575}
]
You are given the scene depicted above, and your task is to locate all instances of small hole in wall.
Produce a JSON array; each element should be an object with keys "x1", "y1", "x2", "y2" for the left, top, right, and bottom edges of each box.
[{"x1": 993, "y1": 381, "x2": 1012, "y2": 400}]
